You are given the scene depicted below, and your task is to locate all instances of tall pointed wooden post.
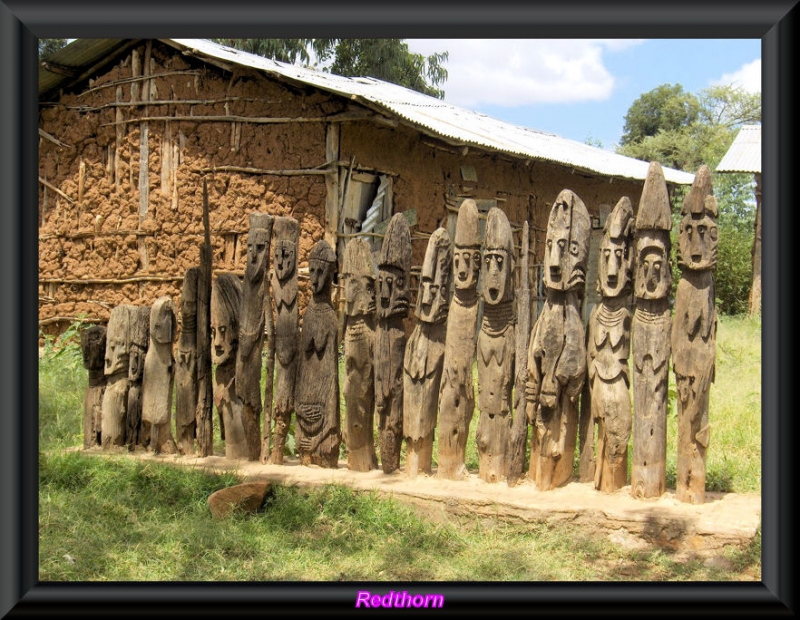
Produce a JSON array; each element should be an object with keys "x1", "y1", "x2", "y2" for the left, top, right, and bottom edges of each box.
[
  {"x1": 375, "y1": 213, "x2": 412, "y2": 474},
  {"x1": 195, "y1": 179, "x2": 214, "y2": 457},
  {"x1": 342, "y1": 237, "x2": 379, "y2": 472},
  {"x1": 476, "y1": 207, "x2": 516, "y2": 483},
  {"x1": 672, "y1": 165, "x2": 718, "y2": 504},
  {"x1": 142, "y1": 296, "x2": 178, "y2": 454},
  {"x1": 101, "y1": 304, "x2": 133, "y2": 449},
  {"x1": 126, "y1": 306, "x2": 150, "y2": 449},
  {"x1": 404, "y1": 228, "x2": 452, "y2": 478},
  {"x1": 81, "y1": 325, "x2": 107, "y2": 449},
  {"x1": 581, "y1": 197, "x2": 635, "y2": 492},
  {"x1": 175, "y1": 267, "x2": 199, "y2": 455},
  {"x1": 236, "y1": 213, "x2": 274, "y2": 461},
  {"x1": 269, "y1": 216, "x2": 300, "y2": 464},
  {"x1": 438, "y1": 199, "x2": 482, "y2": 480},
  {"x1": 527, "y1": 190, "x2": 590, "y2": 491},
  {"x1": 507, "y1": 221, "x2": 531, "y2": 486},
  {"x1": 631, "y1": 162, "x2": 673, "y2": 499},
  {"x1": 295, "y1": 240, "x2": 341, "y2": 468}
]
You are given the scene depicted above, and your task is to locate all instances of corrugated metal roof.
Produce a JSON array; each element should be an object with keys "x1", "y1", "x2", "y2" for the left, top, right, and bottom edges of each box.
[
  {"x1": 716, "y1": 124, "x2": 761, "y2": 174},
  {"x1": 40, "y1": 38, "x2": 696, "y2": 186}
]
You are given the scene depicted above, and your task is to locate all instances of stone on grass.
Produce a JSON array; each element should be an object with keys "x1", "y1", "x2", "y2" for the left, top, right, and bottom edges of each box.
[{"x1": 207, "y1": 481, "x2": 271, "y2": 519}]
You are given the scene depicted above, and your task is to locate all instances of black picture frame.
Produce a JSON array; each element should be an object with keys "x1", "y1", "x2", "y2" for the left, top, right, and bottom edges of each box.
[{"x1": 2, "y1": 1, "x2": 795, "y2": 616}]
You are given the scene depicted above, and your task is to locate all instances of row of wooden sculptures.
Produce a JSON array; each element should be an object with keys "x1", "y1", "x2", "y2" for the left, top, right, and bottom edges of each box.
[{"x1": 79, "y1": 161, "x2": 718, "y2": 504}]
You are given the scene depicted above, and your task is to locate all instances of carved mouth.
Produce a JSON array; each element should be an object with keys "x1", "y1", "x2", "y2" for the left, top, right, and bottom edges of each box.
[
  {"x1": 549, "y1": 267, "x2": 562, "y2": 281},
  {"x1": 692, "y1": 254, "x2": 702, "y2": 263},
  {"x1": 488, "y1": 287, "x2": 499, "y2": 300},
  {"x1": 458, "y1": 271, "x2": 468, "y2": 281}
]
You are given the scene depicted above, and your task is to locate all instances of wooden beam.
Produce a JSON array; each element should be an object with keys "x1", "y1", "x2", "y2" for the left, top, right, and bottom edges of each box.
[{"x1": 324, "y1": 123, "x2": 340, "y2": 250}]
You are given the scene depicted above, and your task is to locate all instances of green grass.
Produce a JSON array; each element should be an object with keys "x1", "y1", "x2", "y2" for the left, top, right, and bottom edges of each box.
[{"x1": 38, "y1": 313, "x2": 762, "y2": 582}]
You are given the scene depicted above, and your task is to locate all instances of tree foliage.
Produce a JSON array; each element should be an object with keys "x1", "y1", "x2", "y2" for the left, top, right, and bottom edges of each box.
[
  {"x1": 214, "y1": 38, "x2": 449, "y2": 99},
  {"x1": 38, "y1": 39, "x2": 68, "y2": 60},
  {"x1": 618, "y1": 82, "x2": 761, "y2": 315}
]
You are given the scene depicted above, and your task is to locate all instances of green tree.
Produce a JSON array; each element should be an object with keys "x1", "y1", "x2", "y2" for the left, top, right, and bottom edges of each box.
[
  {"x1": 618, "y1": 83, "x2": 761, "y2": 315},
  {"x1": 215, "y1": 38, "x2": 449, "y2": 99},
  {"x1": 38, "y1": 39, "x2": 68, "y2": 60}
]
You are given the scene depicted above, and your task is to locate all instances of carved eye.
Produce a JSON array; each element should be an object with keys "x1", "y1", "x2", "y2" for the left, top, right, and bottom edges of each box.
[
  {"x1": 570, "y1": 240, "x2": 579, "y2": 255},
  {"x1": 397, "y1": 276, "x2": 404, "y2": 288},
  {"x1": 558, "y1": 239, "x2": 566, "y2": 250},
  {"x1": 615, "y1": 249, "x2": 622, "y2": 260},
  {"x1": 496, "y1": 256, "x2": 503, "y2": 269},
  {"x1": 698, "y1": 225, "x2": 706, "y2": 238}
]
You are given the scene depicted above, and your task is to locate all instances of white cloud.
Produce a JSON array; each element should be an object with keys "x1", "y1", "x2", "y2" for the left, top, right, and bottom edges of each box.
[
  {"x1": 406, "y1": 39, "x2": 644, "y2": 108},
  {"x1": 712, "y1": 59, "x2": 761, "y2": 93}
]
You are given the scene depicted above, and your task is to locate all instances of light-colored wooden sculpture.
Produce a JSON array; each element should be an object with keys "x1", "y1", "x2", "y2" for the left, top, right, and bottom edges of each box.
[
  {"x1": 437, "y1": 199, "x2": 481, "y2": 480},
  {"x1": 507, "y1": 220, "x2": 531, "y2": 487},
  {"x1": 295, "y1": 240, "x2": 341, "y2": 468},
  {"x1": 236, "y1": 212, "x2": 274, "y2": 461},
  {"x1": 631, "y1": 162, "x2": 673, "y2": 499},
  {"x1": 142, "y1": 296, "x2": 178, "y2": 454},
  {"x1": 527, "y1": 190, "x2": 590, "y2": 490},
  {"x1": 211, "y1": 272, "x2": 247, "y2": 460},
  {"x1": 81, "y1": 325, "x2": 106, "y2": 449},
  {"x1": 581, "y1": 197, "x2": 635, "y2": 492},
  {"x1": 175, "y1": 267, "x2": 198, "y2": 455},
  {"x1": 476, "y1": 207, "x2": 516, "y2": 483},
  {"x1": 403, "y1": 228, "x2": 452, "y2": 478},
  {"x1": 374, "y1": 213, "x2": 412, "y2": 474},
  {"x1": 126, "y1": 305, "x2": 150, "y2": 449},
  {"x1": 269, "y1": 216, "x2": 300, "y2": 464},
  {"x1": 195, "y1": 179, "x2": 215, "y2": 457},
  {"x1": 672, "y1": 165, "x2": 718, "y2": 505},
  {"x1": 101, "y1": 304, "x2": 133, "y2": 448},
  {"x1": 341, "y1": 237, "x2": 379, "y2": 472}
]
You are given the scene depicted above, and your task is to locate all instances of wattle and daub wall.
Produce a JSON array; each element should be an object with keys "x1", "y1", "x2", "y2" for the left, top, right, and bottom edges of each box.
[{"x1": 39, "y1": 39, "x2": 648, "y2": 338}]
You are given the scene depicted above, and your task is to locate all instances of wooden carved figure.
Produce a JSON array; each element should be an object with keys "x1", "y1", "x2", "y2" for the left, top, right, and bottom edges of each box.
[
  {"x1": 142, "y1": 296, "x2": 178, "y2": 454},
  {"x1": 236, "y1": 212, "x2": 274, "y2": 461},
  {"x1": 211, "y1": 273, "x2": 246, "y2": 460},
  {"x1": 269, "y1": 216, "x2": 300, "y2": 464},
  {"x1": 672, "y1": 165, "x2": 718, "y2": 505},
  {"x1": 403, "y1": 228, "x2": 452, "y2": 478},
  {"x1": 507, "y1": 221, "x2": 531, "y2": 486},
  {"x1": 101, "y1": 304, "x2": 133, "y2": 448},
  {"x1": 126, "y1": 306, "x2": 150, "y2": 449},
  {"x1": 295, "y1": 240, "x2": 341, "y2": 468},
  {"x1": 175, "y1": 267, "x2": 198, "y2": 455},
  {"x1": 438, "y1": 199, "x2": 481, "y2": 480},
  {"x1": 581, "y1": 196, "x2": 635, "y2": 492},
  {"x1": 476, "y1": 207, "x2": 516, "y2": 483},
  {"x1": 195, "y1": 178, "x2": 214, "y2": 457},
  {"x1": 341, "y1": 237, "x2": 379, "y2": 472},
  {"x1": 631, "y1": 161, "x2": 673, "y2": 499},
  {"x1": 81, "y1": 325, "x2": 106, "y2": 449},
  {"x1": 374, "y1": 213, "x2": 412, "y2": 474},
  {"x1": 527, "y1": 190, "x2": 590, "y2": 490}
]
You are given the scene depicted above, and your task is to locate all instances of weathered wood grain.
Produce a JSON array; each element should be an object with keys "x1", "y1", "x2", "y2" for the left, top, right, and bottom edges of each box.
[
  {"x1": 175, "y1": 267, "x2": 198, "y2": 455},
  {"x1": 142, "y1": 296, "x2": 178, "y2": 454},
  {"x1": 81, "y1": 325, "x2": 106, "y2": 449}
]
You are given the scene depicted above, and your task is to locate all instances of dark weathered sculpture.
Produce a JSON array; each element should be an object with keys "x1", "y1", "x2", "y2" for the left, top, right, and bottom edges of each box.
[
  {"x1": 476, "y1": 207, "x2": 516, "y2": 483},
  {"x1": 142, "y1": 296, "x2": 178, "y2": 454},
  {"x1": 507, "y1": 220, "x2": 531, "y2": 487},
  {"x1": 175, "y1": 267, "x2": 198, "y2": 455},
  {"x1": 81, "y1": 325, "x2": 106, "y2": 449},
  {"x1": 341, "y1": 237, "x2": 379, "y2": 472},
  {"x1": 126, "y1": 306, "x2": 150, "y2": 449},
  {"x1": 404, "y1": 228, "x2": 452, "y2": 478},
  {"x1": 211, "y1": 273, "x2": 247, "y2": 460},
  {"x1": 374, "y1": 213, "x2": 412, "y2": 474},
  {"x1": 101, "y1": 304, "x2": 133, "y2": 448},
  {"x1": 631, "y1": 162, "x2": 673, "y2": 499},
  {"x1": 236, "y1": 212, "x2": 274, "y2": 461},
  {"x1": 580, "y1": 197, "x2": 634, "y2": 492},
  {"x1": 527, "y1": 190, "x2": 590, "y2": 490},
  {"x1": 195, "y1": 179, "x2": 215, "y2": 457},
  {"x1": 295, "y1": 240, "x2": 341, "y2": 468},
  {"x1": 438, "y1": 199, "x2": 481, "y2": 480},
  {"x1": 269, "y1": 216, "x2": 300, "y2": 464},
  {"x1": 672, "y1": 165, "x2": 718, "y2": 505}
]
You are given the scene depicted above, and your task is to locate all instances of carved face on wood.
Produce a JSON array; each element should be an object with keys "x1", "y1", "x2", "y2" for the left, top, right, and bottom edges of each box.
[
  {"x1": 454, "y1": 248, "x2": 481, "y2": 291},
  {"x1": 677, "y1": 196, "x2": 718, "y2": 272},
  {"x1": 246, "y1": 229, "x2": 271, "y2": 284},
  {"x1": 598, "y1": 197, "x2": 634, "y2": 298},
  {"x1": 544, "y1": 190, "x2": 590, "y2": 292},
  {"x1": 211, "y1": 274, "x2": 242, "y2": 366},
  {"x1": 308, "y1": 240, "x2": 337, "y2": 299},
  {"x1": 453, "y1": 199, "x2": 481, "y2": 292},
  {"x1": 377, "y1": 213, "x2": 412, "y2": 320},
  {"x1": 273, "y1": 241, "x2": 296, "y2": 282},
  {"x1": 180, "y1": 269, "x2": 198, "y2": 334},
  {"x1": 416, "y1": 228, "x2": 452, "y2": 324},
  {"x1": 377, "y1": 266, "x2": 409, "y2": 318},
  {"x1": 481, "y1": 207, "x2": 514, "y2": 305},
  {"x1": 634, "y1": 235, "x2": 671, "y2": 300},
  {"x1": 150, "y1": 297, "x2": 175, "y2": 345},
  {"x1": 342, "y1": 238, "x2": 377, "y2": 317},
  {"x1": 104, "y1": 307, "x2": 130, "y2": 376}
]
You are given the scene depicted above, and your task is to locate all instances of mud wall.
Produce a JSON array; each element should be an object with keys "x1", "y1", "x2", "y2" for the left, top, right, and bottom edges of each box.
[{"x1": 39, "y1": 38, "x2": 648, "y2": 339}]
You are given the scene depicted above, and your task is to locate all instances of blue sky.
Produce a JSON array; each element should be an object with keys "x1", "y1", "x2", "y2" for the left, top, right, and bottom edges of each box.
[{"x1": 405, "y1": 39, "x2": 761, "y2": 151}]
